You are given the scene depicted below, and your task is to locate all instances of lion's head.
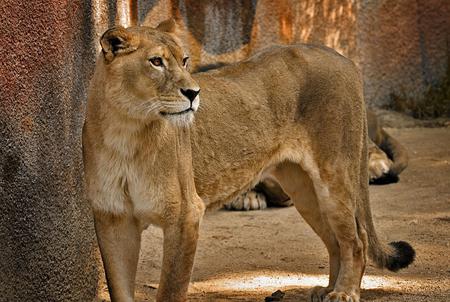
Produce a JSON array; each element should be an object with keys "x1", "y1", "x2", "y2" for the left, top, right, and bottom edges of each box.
[{"x1": 99, "y1": 20, "x2": 200, "y2": 125}]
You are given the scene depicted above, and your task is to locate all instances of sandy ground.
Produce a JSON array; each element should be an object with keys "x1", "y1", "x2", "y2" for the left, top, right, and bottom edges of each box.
[{"x1": 99, "y1": 127, "x2": 450, "y2": 301}]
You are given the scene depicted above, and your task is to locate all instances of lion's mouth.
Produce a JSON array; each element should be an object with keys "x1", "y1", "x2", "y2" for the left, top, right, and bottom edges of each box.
[{"x1": 160, "y1": 107, "x2": 194, "y2": 116}]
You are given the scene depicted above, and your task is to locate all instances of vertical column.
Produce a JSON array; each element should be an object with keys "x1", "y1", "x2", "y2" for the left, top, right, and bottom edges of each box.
[
  {"x1": 0, "y1": 1, "x2": 99, "y2": 301},
  {"x1": 116, "y1": 0, "x2": 138, "y2": 27}
]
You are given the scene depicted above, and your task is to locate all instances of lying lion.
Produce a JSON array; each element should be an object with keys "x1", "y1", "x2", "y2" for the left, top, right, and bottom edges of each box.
[
  {"x1": 83, "y1": 20, "x2": 415, "y2": 302},
  {"x1": 224, "y1": 109, "x2": 410, "y2": 210}
]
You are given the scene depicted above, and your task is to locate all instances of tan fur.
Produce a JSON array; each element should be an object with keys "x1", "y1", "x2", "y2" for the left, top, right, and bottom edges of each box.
[
  {"x1": 83, "y1": 23, "x2": 413, "y2": 302},
  {"x1": 226, "y1": 109, "x2": 409, "y2": 210}
]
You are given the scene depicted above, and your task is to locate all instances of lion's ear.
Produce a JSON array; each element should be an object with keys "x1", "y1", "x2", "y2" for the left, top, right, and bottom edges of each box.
[
  {"x1": 155, "y1": 18, "x2": 188, "y2": 52},
  {"x1": 100, "y1": 26, "x2": 138, "y2": 63},
  {"x1": 156, "y1": 18, "x2": 176, "y2": 33}
]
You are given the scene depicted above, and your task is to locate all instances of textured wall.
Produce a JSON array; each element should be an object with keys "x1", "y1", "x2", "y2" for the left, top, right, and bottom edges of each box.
[
  {"x1": 358, "y1": 0, "x2": 449, "y2": 106},
  {"x1": 141, "y1": 0, "x2": 357, "y2": 68},
  {"x1": 141, "y1": 0, "x2": 449, "y2": 107},
  {"x1": 0, "y1": 1, "x2": 100, "y2": 301}
]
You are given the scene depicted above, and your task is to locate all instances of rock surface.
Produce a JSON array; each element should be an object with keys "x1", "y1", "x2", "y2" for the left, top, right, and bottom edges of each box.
[{"x1": 0, "y1": 1, "x2": 105, "y2": 301}]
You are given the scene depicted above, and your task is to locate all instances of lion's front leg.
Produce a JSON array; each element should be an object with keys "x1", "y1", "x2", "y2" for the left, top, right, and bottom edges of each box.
[
  {"x1": 156, "y1": 198, "x2": 204, "y2": 302},
  {"x1": 94, "y1": 211, "x2": 142, "y2": 302}
]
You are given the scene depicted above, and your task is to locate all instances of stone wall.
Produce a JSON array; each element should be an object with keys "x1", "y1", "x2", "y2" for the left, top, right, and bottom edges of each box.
[
  {"x1": 358, "y1": 0, "x2": 449, "y2": 106},
  {"x1": 141, "y1": 0, "x2": 357, "y2": 71},
  {"x1": 0, "y1": 1, "x2": 102, "y2": 301}
]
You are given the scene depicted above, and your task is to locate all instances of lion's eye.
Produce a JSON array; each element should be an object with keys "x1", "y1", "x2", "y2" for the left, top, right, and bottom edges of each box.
[
  {"x1": 182, "y1": 57, "x2": 189, "y2": 67},
  {"x1": 149, "y1": 57, "x2": 164, "y2": 67}
]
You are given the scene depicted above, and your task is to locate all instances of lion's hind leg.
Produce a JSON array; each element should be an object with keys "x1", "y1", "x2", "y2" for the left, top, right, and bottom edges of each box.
[
  {"x1": 270, "y1": 161, "x2": 340, "y2": 301},
  {"x1": 272, "y1": 160, "x2": 367, "y2": 302},
  {"x1": 316, "y1": 168, "x2": 367, "y2": 302}
]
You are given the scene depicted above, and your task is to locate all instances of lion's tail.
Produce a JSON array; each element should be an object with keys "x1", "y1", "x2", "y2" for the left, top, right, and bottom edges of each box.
[
  {"x1": 357, "y1": 187, "x2": 415, "y2": 271},
  {"x1": 358, "y1": 120, "x2": 415, "y2": 272},
  {"x1": 367, "y1": 225, "x2": 416, "y2": 272}
]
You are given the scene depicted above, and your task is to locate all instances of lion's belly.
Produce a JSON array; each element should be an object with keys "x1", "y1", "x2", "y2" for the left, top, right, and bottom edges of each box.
[
  {"x1": 191, "y1": 157, "x2": 268, "y2": 206},
  {"x1": 190, "y1": 115, "x2": 306, "y2": 207},
  {"x1": 191, "y1": 152, "x2": 277, "y2": 207},
  {"x1": 190, "y1": 138, "x2": 311, "y2": 208}
]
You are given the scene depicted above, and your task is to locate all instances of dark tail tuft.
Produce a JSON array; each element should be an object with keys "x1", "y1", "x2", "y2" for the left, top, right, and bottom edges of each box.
[
  {"x1": 370, "y1": 171, "x2": 399, "y2": 185},
  {"x1": 386, "y1": 241, "x2": 416, "y2": 272}
]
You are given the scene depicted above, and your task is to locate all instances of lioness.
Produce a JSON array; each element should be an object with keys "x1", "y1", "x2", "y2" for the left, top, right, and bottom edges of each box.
[
  {"x1": 224, "y1": 109, "x2": 410, "y2": 210},
  {"x1": 83, "y1": 21, "x2": 415, "y2": 302}
]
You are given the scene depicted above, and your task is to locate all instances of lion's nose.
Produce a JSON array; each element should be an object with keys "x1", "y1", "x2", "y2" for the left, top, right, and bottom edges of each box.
[{"x1": 180, "y1": 88, "x2": 200, "y2": 102}]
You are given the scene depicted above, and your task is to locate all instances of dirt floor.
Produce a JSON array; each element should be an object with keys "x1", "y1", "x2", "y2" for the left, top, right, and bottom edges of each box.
[{"x1": 99, "y1": 127, "x2": 450, "y2": 301}]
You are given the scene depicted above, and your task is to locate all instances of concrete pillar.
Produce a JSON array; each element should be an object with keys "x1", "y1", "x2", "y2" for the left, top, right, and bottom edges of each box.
[{"x1": 0, "y1": 1, "x2": 100, "y2": 300}]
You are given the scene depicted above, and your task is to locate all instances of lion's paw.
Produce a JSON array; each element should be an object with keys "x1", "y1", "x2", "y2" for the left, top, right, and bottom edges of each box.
[
  {"x1": 323, "y1": 291, "x2": 359, "y2": 302},
  {"x1": 368, "y1": 149, "x2": 393, "y2": 182},
  {"x1": 309, "y1": 286, "x2": 333, "y2": 302},
  {"x1": 224, "y1": 191, "x2": 267, "y2": 211}
]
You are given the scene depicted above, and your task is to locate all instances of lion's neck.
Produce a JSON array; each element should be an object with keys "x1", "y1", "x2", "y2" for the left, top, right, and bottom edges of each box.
[{"x1": 102, "y1": 116, "x2": 173, "y2": 159}]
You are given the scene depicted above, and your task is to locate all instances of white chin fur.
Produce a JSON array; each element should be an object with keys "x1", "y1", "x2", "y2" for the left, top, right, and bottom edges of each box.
[
  {"x1": 165, "y1": 111, "x2": 195, "y2": 126},
  {"x1": 165, "y1": 96, "x2": 199, "y2": 127}
]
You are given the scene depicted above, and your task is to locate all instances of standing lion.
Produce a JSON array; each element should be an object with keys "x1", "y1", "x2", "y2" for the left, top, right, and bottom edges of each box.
[{"x1": 83, "y1": 21, "x2": 414, "y2": 302}]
